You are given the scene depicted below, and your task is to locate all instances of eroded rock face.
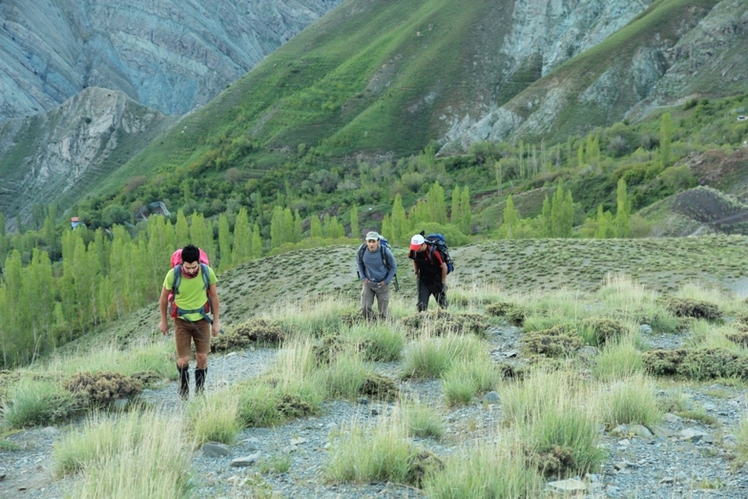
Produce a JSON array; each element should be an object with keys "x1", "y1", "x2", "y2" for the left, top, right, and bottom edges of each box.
[
  {"x1": 0, "y1": 0, "x2": 343, "y2": 122},
  {"x1": 0, "y1": 87, "x2": 175, "y2": 228}
]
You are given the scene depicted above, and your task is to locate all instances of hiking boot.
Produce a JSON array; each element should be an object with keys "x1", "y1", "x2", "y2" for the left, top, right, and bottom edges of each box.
[
  {"x1": 177, "y1": 364, "x2": 190, "y2": 400},
  {"x1": 195, "y1": 368, "x2": 207, "y2": 395}
]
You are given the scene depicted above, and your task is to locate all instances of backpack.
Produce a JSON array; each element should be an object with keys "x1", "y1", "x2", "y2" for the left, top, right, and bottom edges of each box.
[
  {"x1": 357, "y1": 237, "x2": 399, "y2": 291},
  {"x1": 422, "y1": 232, "x2": 454, "y2": 274},
  {"x1": 168, "y1": 248, "x2": 212, "y2": 321}
]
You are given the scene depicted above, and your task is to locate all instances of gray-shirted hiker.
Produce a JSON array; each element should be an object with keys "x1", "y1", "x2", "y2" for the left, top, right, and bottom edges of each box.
[{"x1": 356, "y1": 231, "x2": 397, "y2": 320}]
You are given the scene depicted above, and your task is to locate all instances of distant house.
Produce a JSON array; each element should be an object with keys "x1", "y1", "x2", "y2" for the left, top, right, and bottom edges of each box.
[
  {"x1": 149, "y1": 201, "x2": 171, "y2": 217},
  {"x1": 71, "y1": 216, "x2": 80, "y2": 229}
]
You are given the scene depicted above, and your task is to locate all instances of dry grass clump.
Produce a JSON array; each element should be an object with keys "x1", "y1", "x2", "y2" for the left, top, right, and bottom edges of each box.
[
  {"x1": 212, "y1": 318, "x2": 286, "y2": 352},
  {"x1": 359, "y1": 373, "x2": 400, "y2": 401},
  {"x1": 658, "y1": 296, "x2": 722, "y2": 322},
  {"x1": 522, "y1": 326, "x2": 584, "y2": 357},
  {"x1": 725, "y1": 331, "x2": 748, "y2": 347},
  {"x1": 643, "y1": 348, "x2": 748, "y2": 380},
  {"x1": 400, "y1": 309, "x2": 489, "y2": 336},
  {"x1": 485, "y1": 302, "x2": 526, "y2": 326},
  {"x1": 65, "y1": 371, "x2": 143, "y2": 405},
  {"x1": 578, "y1": 317, "x2": 628, "y2": 346},
  {"x1": 313, "y1": 335, "x2": 369, "y2": 365}
]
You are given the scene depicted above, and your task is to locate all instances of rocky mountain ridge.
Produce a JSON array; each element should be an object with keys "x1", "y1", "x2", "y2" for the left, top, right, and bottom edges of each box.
[
  {"x1": 0, "y1": 0, "x2": 342, "y2": 122},
  {"x1": 0, "y1": 87, "x2": 175, "y2": 228}
]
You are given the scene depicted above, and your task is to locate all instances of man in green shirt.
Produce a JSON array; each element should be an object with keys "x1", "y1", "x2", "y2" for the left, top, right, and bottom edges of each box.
[{"x1": 158, "y1": 244, "x2": 221, "y2": 400}]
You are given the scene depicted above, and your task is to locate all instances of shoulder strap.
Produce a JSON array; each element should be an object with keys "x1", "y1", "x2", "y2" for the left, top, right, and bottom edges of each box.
[
  {"x1": 379, "y1": 244, "x2": 390, "y2": 269},
  {"x1": 172, "y1": 264, "x2": 182, "y2": 294},
  {"x1": 199, "y1": 263, "x2": 210, "y2": 290}
]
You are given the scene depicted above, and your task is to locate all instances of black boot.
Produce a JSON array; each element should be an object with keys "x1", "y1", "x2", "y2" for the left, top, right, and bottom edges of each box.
[
  {"x1": 195, "y1": 367, "x2": 207, "y2": 395},
  {"x1": 177, "y1": 364, "x2": 189, "y2": 400}
]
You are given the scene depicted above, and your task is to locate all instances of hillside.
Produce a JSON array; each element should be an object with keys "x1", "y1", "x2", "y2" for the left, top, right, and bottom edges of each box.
[
  {"x1": 4, "y1": 236, "x2": 748, "y2": 497},
  {"x1": 0, "y1": 0, "x2": 343, "y2": 122}
]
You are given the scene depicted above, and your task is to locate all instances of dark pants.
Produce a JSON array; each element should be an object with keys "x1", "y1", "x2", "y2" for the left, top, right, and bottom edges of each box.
[{"x1": 417, "y1": 279, "x2": 447, "y2": 312}]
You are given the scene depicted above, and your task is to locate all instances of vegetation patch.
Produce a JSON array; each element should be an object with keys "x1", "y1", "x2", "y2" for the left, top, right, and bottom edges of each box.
[
  {"x1": 65, "y1": 371, "x2": 143, "y2": 406},
  {"x1": 658, "y1": 297, "x2": 722, "y2": 322},
  {"x1": 578, "y1": 317, "x2": 628, "y2": 346},
  {"x1": 401, "y1": 309, "x2": 489, "y2": 336},
  {"x1": 522, "y1": 326, "x2": 584, "y2": 357},
  {"x1": 529, "y1": 444, "x2": 577, "y2": 477},
  {"x1": 359, "y1": 373, "x2": 400, "y2": 401},
  {"x1": 486, "y1": 302, "x2": 526, "y2": 326},
  {"x1": 276, "y1": 393, "x2": 318, "y2": 420},
  {"x1": 725, "y1": 331, "x2": 748, "y2": 347},
  {"x1": 212, "y1": 319, "x2": 286, "y2": 352},
  {"x1": 313, "y1": 335, "x2": 372, "y2": 365},
  {"x1": 405, "y1": 450, "x2": 445, "y2": 487},
  {"x1": 643, "y1": 348, "x2": 748, "y2": 380}
]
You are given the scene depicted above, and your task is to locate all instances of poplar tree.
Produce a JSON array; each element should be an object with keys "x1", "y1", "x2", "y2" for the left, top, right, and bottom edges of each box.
[
  {"x1": 615, "y1": 178, "x2": 631, "y2": 238},
  {"x1": 349, "y1": 205, "x2": 360, "y2": 239},
  {"x1": 460, "y1": 186, "x2": 471, "y2": 235},
  {"x1": 218, "y1": 213, "x2": 232, "y2": 271},
  {"x1": 4, "y1": 251, "x2": 26, "y2": 363},
  {"x1": 427, "y1": 182, "x2": 448, "y2": 224},
  {"x1": 551, "y1": 186, "x2": 574, "y2": 238},
  {"x1": 324, "y1": 215, "x2": 345, "y2": 239},
  {"x1": 391, "y1": 194, "x2": 407, "y2": 245},
  {"x1": 660, "y1": 112, "x2": 672, "y2": 168},
  {"x1": 310, "y1": 215, "x2": 323, "y2": 239},
  {"x1": 175, "y1": 210, "x2": 190, "y2": 248},
  {"x1": 0, "y1": 212, "x2": 6, "y2": 264},
  {"x1": 270, "y1": 206, "x2": 285, "y2": 248},
  {"x1": 540, "y1": 195, "x2": 552, "y2": 237},
  {"x1": 232, "y1": 208, "x2": 251, "y2": 264},
  {"x1": 594, "y1": 205, "x2": 616, "y2": 238},
  {"x1": 451, "y1": 185, "x2": 462, "y2": 228},
  {"x1": 503, "y1": 195, "x2": 519, "y2": 239},
  {"x1": 293, "y1": 210, "x2": 303, "y2": 243},
  {"x1": 381, "y1": 214, "x2": 393, "y2": 243},
  {"x1": 250, "y1": 223, "x2": 263, "y2": 259},
  {"x1": 282, "y1": 208, "x2": 295, "y2": 244}
]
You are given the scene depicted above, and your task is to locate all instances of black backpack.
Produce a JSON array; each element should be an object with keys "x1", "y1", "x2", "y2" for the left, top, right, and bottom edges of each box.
[{"x1": 422, "y1": 232, "x2": 454, "y2": 274}]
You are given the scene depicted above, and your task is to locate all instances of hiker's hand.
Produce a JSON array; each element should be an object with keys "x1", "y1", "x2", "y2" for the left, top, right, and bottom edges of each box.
[
  {"x1": 440, "y1": 283, "x2": 447, "y2": 293},
  {"x1": 158, "y1": 320, "x2": 169, "y2": 335},
  {"x1": 212, "y1": 320, "x2": 221, "y2": 337}
]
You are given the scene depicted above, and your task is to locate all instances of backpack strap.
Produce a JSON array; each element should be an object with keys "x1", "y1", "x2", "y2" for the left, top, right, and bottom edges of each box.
[{"x1": 172, "y1": 264, "x2": 183, "y2": 294}]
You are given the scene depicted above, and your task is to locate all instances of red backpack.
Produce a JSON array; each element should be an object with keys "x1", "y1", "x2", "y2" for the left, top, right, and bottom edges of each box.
[{"x1": 168, "y1": 248, "x2": 212, "y2": 320}]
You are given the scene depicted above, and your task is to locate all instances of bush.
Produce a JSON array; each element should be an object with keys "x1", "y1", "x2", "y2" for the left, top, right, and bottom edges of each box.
[
  {"x1": 485, "y1": 302, "x2": 526, "y2": 326},
  {"x1": 523, "y1": 326, "x2": 584, "y2": 357},
  {"x1": 65, "y1": 371, "x2": 143, "y2": 406},
  {"x1": 578, "y1": 317, "x2": 628, "y2": 346},
  {"x1": 212, "y1": 319, "x2": 286, "y2": 352},
  {"x1": 401, "y1": 309, "x2": 488, "y2": 337},
  {"x1": 658, "y1": 297, "x2": 722, "y2": 322}
]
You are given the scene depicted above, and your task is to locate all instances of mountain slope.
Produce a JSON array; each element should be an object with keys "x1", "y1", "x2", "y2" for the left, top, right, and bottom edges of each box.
[
  {"x1": 0, "y1": 0, "x2": 343, "y2": 122},
  {"x1": 0, "y1": 88, "x2": 176, "y2": 227}
]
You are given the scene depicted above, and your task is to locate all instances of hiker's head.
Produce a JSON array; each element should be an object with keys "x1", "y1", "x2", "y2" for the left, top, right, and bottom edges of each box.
[
  {"x1": 181, "y1": 244, "x2": 200, "y2": 264},
  {"x1": 410, "y1": 234, "x2": 426, "y2": 252},
  {"x1": 365, "y1": 231, "x2": 380, "y2": 251},
  {"x1": 181, "y1": 245, "x2": 201, "y2": 277}
]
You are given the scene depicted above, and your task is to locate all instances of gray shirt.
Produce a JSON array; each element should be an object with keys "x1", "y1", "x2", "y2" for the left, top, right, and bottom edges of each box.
[{"x1": 358, "y1": 245, "x2": 397, "y2": 284}]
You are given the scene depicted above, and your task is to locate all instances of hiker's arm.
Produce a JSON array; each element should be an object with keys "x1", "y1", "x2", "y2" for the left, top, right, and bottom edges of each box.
[
  {"x1": 357, "y1": 254, "x2": 367, "y2": 282},
  {"x1": 209, "y1": 283, "x2": 220, "y2": 336},
  {"x1": 440, "y1": 262, "x2": 448, "y2": 287},
  {"x1": 412, "y1": 260, "x2": 418, "y2": 277},
  {"x1": 158, "y1": 287, "x2": 170, "y2": 334}
]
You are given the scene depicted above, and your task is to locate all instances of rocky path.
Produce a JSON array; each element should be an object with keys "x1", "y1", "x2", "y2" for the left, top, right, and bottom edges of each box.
[{"x1": 3, "y1": 327, "x2": 748, "y2": 498}]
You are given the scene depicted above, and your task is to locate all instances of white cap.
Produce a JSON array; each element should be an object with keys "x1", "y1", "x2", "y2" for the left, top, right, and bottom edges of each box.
[{"x1": 410, "y1": 234, "x2": 425, "y2": 251}]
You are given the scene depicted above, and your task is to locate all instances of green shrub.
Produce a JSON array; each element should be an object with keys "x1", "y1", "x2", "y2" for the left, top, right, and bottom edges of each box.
[
  {"x1": 3, "y1": 379, "x2": 87, "y2": 428},
  {"x1": 423, "y1": 440, "x2": 543, "y2": 498},
  {"x1": 402, "y1": 403, "x2": 444, "y2": 439},
  {"x1": 485, "y1": 302, "x2": 526, "y2": 326},
  {"x1": 64, "y1": 371, "x2": 143, "y2": 406},
  {"x1": 212, "y1": 318, "x2": 286, "y2": 352},
  {"x1": 658, "y1": 296, "x2": 722, "y2": 322},
  {"x1": 578, "y1": 317, "x2": 628, "y2": 346},
  {"x1": 598, "y1": 375, "x2": 662, "y2": 427},
  {"x1": 523, "y1": 326, "x2": 584, "y2": 357}
]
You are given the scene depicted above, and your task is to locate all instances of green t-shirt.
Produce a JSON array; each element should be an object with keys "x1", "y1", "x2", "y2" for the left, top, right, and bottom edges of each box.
[{"x1": 163, "y1": 265, "x2": 218, "y2": 321}]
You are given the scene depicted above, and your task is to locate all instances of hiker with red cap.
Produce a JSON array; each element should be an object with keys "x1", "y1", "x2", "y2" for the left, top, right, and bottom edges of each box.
[
  {"x1": 158, "y1": 244, "x2": 221, "y2": 400},
  {"x1": 408, "y1": 234, "x2": 448, "y2": 312}
]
